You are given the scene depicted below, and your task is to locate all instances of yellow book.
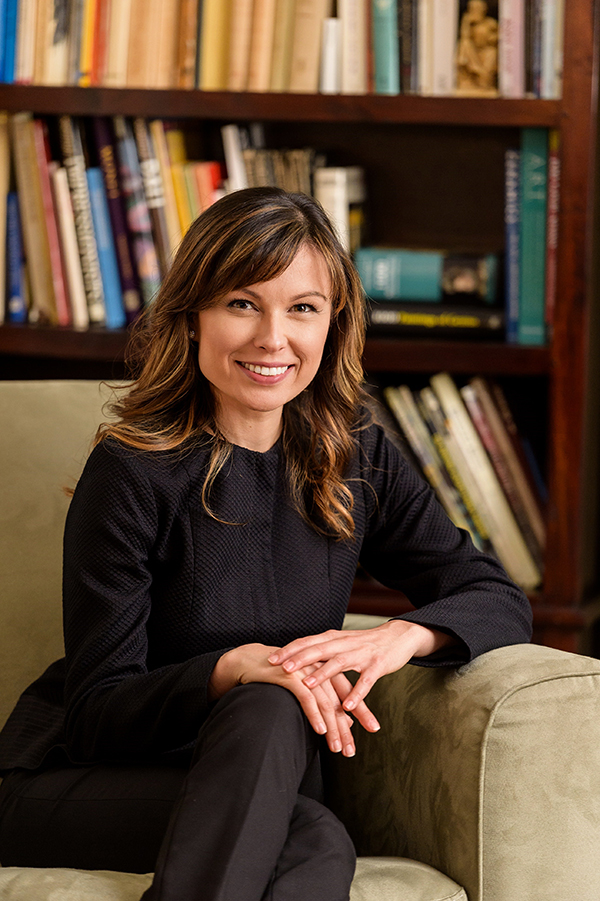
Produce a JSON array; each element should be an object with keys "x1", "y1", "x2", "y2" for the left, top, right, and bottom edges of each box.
[
  {"x1": 270, "y1": 0, "x2": 297, "y2": 91},
  {"x1": 79, "y1": 0, "x2": 98, "y2": 86},
  {"x1": 149, "y1": 120, "x2": 182, "y2": 256},
  {"x1": 199, "y1": 0, "x2": 232, "y2": 90},
  {"x1": 288, "y1": 0, "x2": 332, "y2": 93},
  {"x1": 247, "y1": 0, "x2": 277, "y2": 91},
  {"x1": 184, "y1": 163, "x2": 202, "y2": 222},
  {"x1": 171, "y1": 164, "x2": 194, "y2": 235},
  {"x1": 227, "y1": 0, "x2": 254, "y2": 91}
]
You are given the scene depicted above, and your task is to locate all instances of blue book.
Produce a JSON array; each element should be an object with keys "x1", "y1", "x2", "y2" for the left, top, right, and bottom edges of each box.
[
  {"x1": 0, "y1": 0, "x2": 6, "y2": 82},
  {"x1": 5, "y1": 192, "x2": 28, "y2": 323},
  {"x1": 518, "y1": 129, "x2": 548, "y2": 346},
  {"x1": 2, "y1": 0, "x2": 18, "y2": 83},
  {"x1": 504, "y1": 148, "x2": 520, "y2": 344},
  {"x1": 372, "y1": 0, "x2": 400, "y2": 95},
  {"x1": 86, "y1": 168, "x2": 126, "y2": 329}
]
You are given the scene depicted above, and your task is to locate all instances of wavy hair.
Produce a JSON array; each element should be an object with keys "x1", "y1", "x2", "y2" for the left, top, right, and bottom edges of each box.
[{"x1": 99, "y1": 187, "x2": 367, "y2": 540}]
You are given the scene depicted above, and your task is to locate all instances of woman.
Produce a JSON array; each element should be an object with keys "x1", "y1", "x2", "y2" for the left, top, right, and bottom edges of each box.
[{"x1": 0, "y1": 187, "x2": 532, "y2": 900}]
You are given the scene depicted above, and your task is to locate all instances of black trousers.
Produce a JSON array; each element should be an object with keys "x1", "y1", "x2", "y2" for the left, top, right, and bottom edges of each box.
[{"x1": 0, "y1": 683, "x2": 356, "y2": 900}]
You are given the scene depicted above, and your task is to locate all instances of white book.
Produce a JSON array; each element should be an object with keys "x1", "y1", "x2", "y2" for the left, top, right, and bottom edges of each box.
[
  {"x1": 418, "y1": 0, "x2": 434, "y2": 95},
  {"x1": 339, "y1": 0, "x2": 367, "y2": 94},
  {"x1": 15, "y1": 0, "x2": 37, "y2": 83},
  {"x1": 540, "y1": 0, "x2": 557, "y2": 98},
  {"x1": 498, "y1": 0, "x2": 525, "y2": 98},
  {"x1": 288, "y1": 0, "x2": 333, "y2": 93},
  {"x1": 221, "y1": 125, "x2": 250, "y2": 193},
  {"x1": 104, "y1": 0, "x2": 133, "y2": 87},
  {"x1": 50, "y1": 165, "x2": 89, "y2": 330},
  {"x1": 43, "y1": 0, "x2": 70, "y2": 85},
  {"x1": 430, "y1": 372, "x2": 541, "y2": 590},
  {"x1": 319, "y1": 16, "x2": 341, "y2": 93},
  {"x1": 431, "y1": 0, "x2": 458, "y2": 95},
  {"x1": 314, "y1": 167, "x2": 350, "y2": 250}
]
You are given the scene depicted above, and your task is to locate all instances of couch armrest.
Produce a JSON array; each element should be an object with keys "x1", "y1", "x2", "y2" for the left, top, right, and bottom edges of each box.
[{"x1": 326, "y1": 640, "x2": 600, "y2": 901}]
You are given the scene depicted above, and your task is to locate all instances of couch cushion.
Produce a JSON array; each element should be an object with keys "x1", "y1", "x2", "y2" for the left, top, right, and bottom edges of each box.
[{"x1": 0, "y1": 859, "x2": 466, "y2": 901}]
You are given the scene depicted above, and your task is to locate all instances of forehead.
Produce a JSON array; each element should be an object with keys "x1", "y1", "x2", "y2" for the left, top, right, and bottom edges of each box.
[{"x1": 230, "y1": 245, "x2": 332, "y2": 295}]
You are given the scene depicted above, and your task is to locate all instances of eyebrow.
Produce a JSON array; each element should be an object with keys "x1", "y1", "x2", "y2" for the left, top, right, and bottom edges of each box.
[{"x1": 238, "y1": 288, "x2": 329, "y2": 302}]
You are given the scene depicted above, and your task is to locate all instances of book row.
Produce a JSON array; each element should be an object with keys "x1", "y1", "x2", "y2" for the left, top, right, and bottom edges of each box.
[
  {"x1": 0, "y1": 112, "x2": 368, "y2": 328},
  {"x1": 0, "y1": 0, "x2": 564, "y2": 98},
  {"x1": 376, "y1": 372, "x2": 546, "y2": 591}
]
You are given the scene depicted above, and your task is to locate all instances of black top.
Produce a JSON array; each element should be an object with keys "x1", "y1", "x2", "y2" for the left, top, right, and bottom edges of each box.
[{"x1": 0, "y1": 419, "x2": 532, "y2": 772}]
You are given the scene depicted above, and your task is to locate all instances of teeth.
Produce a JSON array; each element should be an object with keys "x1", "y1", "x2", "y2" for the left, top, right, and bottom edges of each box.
[{"x1": 242, "y1": 363, "x2": 289, "y2": 376}]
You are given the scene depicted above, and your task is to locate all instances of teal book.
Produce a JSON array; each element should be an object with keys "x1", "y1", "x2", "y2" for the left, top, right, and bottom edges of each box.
[
  {"x1": 372, "y1": 0, "x2": 400, "y2": 94},
  {"x1": 518, "y1": 128, "x2": 548, "y2": 346},
  {"x1": 355, "y1": 247, "x2": 444, "y2": 300}
]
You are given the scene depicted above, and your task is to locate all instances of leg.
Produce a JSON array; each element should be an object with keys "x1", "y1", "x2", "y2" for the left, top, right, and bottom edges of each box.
[{"x1": 143, "y1": 682, "x2": 355, "y2": 901}]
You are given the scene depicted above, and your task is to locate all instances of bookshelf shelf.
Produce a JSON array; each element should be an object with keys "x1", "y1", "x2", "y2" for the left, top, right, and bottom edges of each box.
[
  {"x1": 0, "y1": 85, "x2": 562, "y2": 128},
  {"x1": 0, "y1": 324, "x2": 128, "y2": 361}
]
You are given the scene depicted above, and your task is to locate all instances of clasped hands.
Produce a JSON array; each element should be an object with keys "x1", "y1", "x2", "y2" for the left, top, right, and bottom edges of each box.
[{"x1": 209, "y1": 620, "x2": 453, "y2": 758}]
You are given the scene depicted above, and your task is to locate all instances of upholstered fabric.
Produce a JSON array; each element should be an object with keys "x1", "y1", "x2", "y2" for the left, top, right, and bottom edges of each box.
[{"x1": 0, "y1": 859, "x2": 467, "y2": 901}]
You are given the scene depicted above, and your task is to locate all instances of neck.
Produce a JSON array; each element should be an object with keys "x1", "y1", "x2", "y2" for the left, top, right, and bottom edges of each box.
[{"x1": 216, "y1": 408, "x2": 283, "y2": 453}]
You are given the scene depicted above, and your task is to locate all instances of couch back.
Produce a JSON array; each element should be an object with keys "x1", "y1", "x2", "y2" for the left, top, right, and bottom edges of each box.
[{"x1": 0, "y1": 380, "x2": 116, "y2": 730}]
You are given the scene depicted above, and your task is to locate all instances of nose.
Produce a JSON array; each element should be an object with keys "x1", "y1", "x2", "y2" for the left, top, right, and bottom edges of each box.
[{"x1": 254, "y1": 311, "x2": 287, "y2": 353}]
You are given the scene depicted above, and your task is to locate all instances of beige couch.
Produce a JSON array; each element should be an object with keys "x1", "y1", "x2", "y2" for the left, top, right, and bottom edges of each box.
[{"x1": 0, "y1": 380, "x2": 599, "y2": 901}]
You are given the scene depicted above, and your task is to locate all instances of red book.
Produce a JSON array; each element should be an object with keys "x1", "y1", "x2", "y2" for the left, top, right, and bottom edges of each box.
[
  {"x1": 91, "y1": 0, "x2": 111, "y2": 85},
  {"x1": 32, "y1": 119, "x2": 71, "y2": 326}
]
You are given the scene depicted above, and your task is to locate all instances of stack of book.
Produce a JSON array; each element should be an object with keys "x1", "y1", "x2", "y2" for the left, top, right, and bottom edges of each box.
[
  {"x1": 0, "y1": 1, "x2": 564, "y2": 98},
  {"x1": 380, "y1": 372, "x2": 546, "y2": 591}
]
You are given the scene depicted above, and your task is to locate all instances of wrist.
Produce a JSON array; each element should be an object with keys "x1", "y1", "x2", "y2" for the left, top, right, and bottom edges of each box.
[
  {"x1": 386, "y1": 619, "x2": 455, "y2": 658},
  {"x1": 208, "y1": 648, "x2": 241, "y2": 702}
]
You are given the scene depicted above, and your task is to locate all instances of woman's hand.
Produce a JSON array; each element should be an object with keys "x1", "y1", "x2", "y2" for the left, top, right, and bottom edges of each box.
[
  {"x1": 208, "y1": 643, "x2": 380, "y2": 757},
  {"x1": 267, "y1": 620, "x2": 456, "y2": 713}
]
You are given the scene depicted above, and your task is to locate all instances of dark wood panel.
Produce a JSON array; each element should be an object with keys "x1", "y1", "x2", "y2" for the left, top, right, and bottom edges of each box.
[
  {"x1": 363, "y1": 338, "x2": 551, "y2": 375},
  {"x1": 0, "y1": 325, "x2": 129, "y2": 361},
  {"x1": 0, "y1": 85, "x2": 563, "y2": 126}
]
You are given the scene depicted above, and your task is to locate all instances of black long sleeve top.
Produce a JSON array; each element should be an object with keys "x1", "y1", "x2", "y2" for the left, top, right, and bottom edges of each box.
[{"x1": 0, "y1": 419, "x2": 532, "y2": 772}]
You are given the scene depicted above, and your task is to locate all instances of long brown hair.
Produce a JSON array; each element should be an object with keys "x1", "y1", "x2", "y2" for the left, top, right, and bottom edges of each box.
[{"x1": 100, "y1": 187, "x2": 367, "y2": 539}]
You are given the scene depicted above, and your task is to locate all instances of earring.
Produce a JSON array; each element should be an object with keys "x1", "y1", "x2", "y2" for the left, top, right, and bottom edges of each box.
[{"x1": 189, "y1": 329, "x2": 196, "y2": 339}]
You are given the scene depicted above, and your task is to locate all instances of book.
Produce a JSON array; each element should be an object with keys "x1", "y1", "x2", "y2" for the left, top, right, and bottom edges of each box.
[
  {"x1": 247, "y1": 0, "x2": 278, "y2": 91},
  {"x1": 431, "y1": 0, "x2": 457, "y2": 95},
  {"x1": 270, "y1": 0, "x2": 297, "y2": 91},
  {"x1": 79, "y1": 0, "x2": 99, "y2": 86},
  {"x1": 504, "y1": 148, "x2": 520, "y2": 343},
  {"x1": 0, "y1": 111, "x2": 8, "y2": 323},
  {"x1": 91, "y1": 0, "x2": 111, "y2": 85},
  {"x1": 544, "y1": 129, "x2": 560, "y2": 337},
  {"x1": 41, "y1": 0, "x2": 70, "y2": 85},
  {"x1": 184, "y1": 163, "x2": 202, "y2": 221},
  {"x1": 384, "y1": 384, "x2": 478, "y2": 539},
  {"x1": 104, "y1": 0, "x2": 133, "y2": 87},
  {"x1": 540, "y1": 0, "x2": 558, "y2": 98},
  {"x1": 58, "y1": 115, "x2": 106, "y2": 324},
  {"x1": 32, "y1": 118, "x2": 71, "y2": 325},
  {"x1": 154, "y1": 0, "x2": 180, "y2": 88},
  {"x1": 339, "y1": 0, "x2": 368, "y2": 94},
  {"x1": 2, "y1": 0, "x2": 19, "y2": 83},
  {"x1": 398, "y1": 0, "x2": 413, "y2": 93},
  {"x1": 498, "y1": 0, "x2": 525, "y2": 98},
  {"x1": 5, "y1": 192, "x2": 28, "y2": 323},
  {"x1": 165, "y1": 128, "x2": 194, "y2": 234},
  {"x1": 199, "y1": 0, "x2": 232, "y2": 90},
  {"x1": 92, "y1": 117, "x2": 142, "y2": 319},
  {"x1": 372, "y1": 0, "x2": 400, "y2": 95},
  {"x1": 10, "y1": 112, "x2": 58, "y2": 324},
  {"x1": 368, "y1": 300, "x2": 504, "y2": 337},
  {"x1": 288, "y1": 0, "x2": 332, "y2": 93},
  {"x1": 518, "y1": 127, "x2": 547, "y2": 345},
  {"x1": 356, "y1": 247, "x2": 499, "y2": 303},
  {"x1": 126, "y1": 0, "x2": 153, "y2": 87},
  {"x1": 133, "y1": 118, "x2": 172, "y2": 278},
  {"x1": 417, "y1": 0, "x2": 433, "y2": 95},
  {"x1": 67, "y1": 0, "x2": 85, "y2": 83},
  {"x1": 113, "y1": 115, "x2": 162, "y2": 307},
  {"x1": 430, "y1": 371, "x2": 541, "y2": 589},
  {"x1": 221, "y1": 124, "x2": 250, "y2": 193},
  {"x1": 177, "y1": 0, "x2": 200, "y2": 88},
  {"x1": 319, "y1": 17, "x2": 342, "y2": 94},
  {"x1": 15, "y1": 0, "x2": 37, "y2": 84},
  {"x1": 194, "y1": 160, "x2": 224, "y2": 211},
  {"x1": 49, "y1": 165, "x2": 90, "y2": 329},
  {"x1": 86, "y1": 167, "x2": 126, "y2": 328},
  {"x1": 148, "y1": 119, "x2": 182, "y2": 258},
  {"x1": 227, "y1": 0, "x2": 254, "y2": 91},
  {"x1": 461, "y1": 381, "x2": 544, "y2": 570},
  {"x1": 313, "y1": 165, "x2": 365, "y2": 254}
]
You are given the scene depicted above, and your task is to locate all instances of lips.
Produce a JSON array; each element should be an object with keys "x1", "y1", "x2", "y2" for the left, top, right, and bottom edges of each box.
[{"x1": 239, "y1": 362, "x2": 292, "y2": 376}]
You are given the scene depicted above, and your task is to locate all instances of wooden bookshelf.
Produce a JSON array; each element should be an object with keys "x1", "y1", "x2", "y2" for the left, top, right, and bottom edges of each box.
[{"x1": 0, "y1": 0, "x2": 597, "y2": 653}]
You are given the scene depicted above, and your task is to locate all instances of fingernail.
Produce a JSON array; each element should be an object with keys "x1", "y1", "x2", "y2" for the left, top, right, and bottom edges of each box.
[
  {"x1": 344, "y1": 700, "x2": 355, "y2": 711},
  {"x1": 332, "y1": 740, "x2": 342, "y2": 753},
  {"x1": 268, "y1": 654, "x2": 280, "y2": 664},
  {"x1": 316, "y1": 722, "x2": 327, "y2": 735},
  {"x1": 344, "y1": 746, "x2": 355, "y2": 757},
  {"x1": 371, "y1": 722, "x2": 380, "y2": 732},
  {"x1": 282, "y1": 661, "x2": 295, "y2": 672},
  {"x1": 304, "y1": 676, "x2": 316, "y2": 687}
]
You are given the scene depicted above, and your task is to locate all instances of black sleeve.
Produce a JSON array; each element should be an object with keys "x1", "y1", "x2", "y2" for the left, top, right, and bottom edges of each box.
[
  {"x1": 358, "y1": 424, "x2": 533, "y2": 665},
  {"x1": 62, "y1": 442, "x2": 227, "y2": 763}
]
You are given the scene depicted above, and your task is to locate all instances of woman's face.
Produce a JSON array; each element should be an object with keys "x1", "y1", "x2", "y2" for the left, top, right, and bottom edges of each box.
[{"x1": 196, "y1": 244, "x2": 332, "y2": 438}]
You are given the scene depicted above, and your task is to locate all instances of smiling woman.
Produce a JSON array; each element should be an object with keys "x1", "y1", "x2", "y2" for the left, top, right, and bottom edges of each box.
[{"x1": 0, "y1": 188, "x2": 532, "y2": 901}]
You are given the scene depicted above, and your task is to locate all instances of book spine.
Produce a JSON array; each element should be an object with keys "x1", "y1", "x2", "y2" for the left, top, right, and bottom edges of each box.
[
  {"x1": 313, "y1": 167, "x2": 351, "y2": 252},
  {"x1": 544, "y1": 129, "x2": 560, "y2": 338},
  {"x1": 113, "y1": 115, "x2": 162, "y2": 307},
  {"x1": 431, "y1": 0, "x2": 457, "y2": 95},
  {"x1": 104, "y1": 0, "x2": 133, "y2": 87},
  {"x1": 5, "y1": 192, "x2": 28, "y2": 323},
  {"x1": 90, "y1": 0, "x2": 111, "y2": 85},
  {"x1": 32, "y1": 119, "x2": 71, "y2": 326},
  {"x1": 86, "y1": 166, "x2": 126, "y2": 328},
  {"x1": 355, "y1": 246, "x2": 443, "y2": 300},
  {"x1": 43, "y1": 0, "x2": 70, "y2": 85},
  {"x1": 498, "y1": 0, "x2": 525, "y2": 98},
  {"x1": 504, "y1": 147, "x2": 520, "y2": 343},
  {"x1": 270, "y1": 0, "x2": 296, "y2": 91},
  {"x1": 133, "y1": 118, "x2": 172, "y2": 279},
  {"x1": 177, "y1": 0, "x2": 199, "y2": 88},
  {"x1": 518, "y1": 127, "x2": 548, "y2": 345},
  {"x1": 417, "y1": 0, "x2": 433, "y2": 95},
  {"x1": 288, "y1": 0, "x2": 331, "y2": 93},
  {"x1": 79, "y1": 0, "x2": 99, "y2": 86},
  {"x1": 320, "y1": 17, "x2": 342, "y2": 94},
  {"x1": 398, "y1": 0, "x2": 413, "y2": 93},
  {"x1": 247, "y1": 0, "x2": 277, "y2": 91},
  {"x1": 368, "y1": 301, "x2": 504, "y2": 336},
  {"x1": 221, "y1": 124, "x2": 250, "y2": 193},
  {"x1": 0, "y1": 111, "x2": 8, "y2": 323},
  {"x1": 199, "y1": 0, "x2": 232, "y2": 90},
  {"x1": 2, "y1": 0, "x2": 19, "y2": 83},
  {"x1": 58, "y1": 115, "x2": 106, "y2": 324},
  {"x1": 340, "y1": 0, "x2": 368, "y2": 94},
  {"x1": 67, "y1": 0, "x2": 85, "y2": 84},
  {"x1": 155, "y1": 0, "x2": 180, "y2": 89},
  {"x1": 539, "y1": 0, "x2": 557, "y2": 98},
  {"x1": 50, "y1": 164, "x2": 90, "y2": 329},
  {"x1": 372, "y1": 0, "x2": 400, "y2": 95},
  {"x1": 10, "y1": 112, "x2": 58, "y2": 324},
  {"x1": 15, "y1": 0, "x2": 37, "y2": 84},
  {"x1": 149, "y1": 119, "x2": 182, "y2": 257},
  {"x1": 92, "y1": 117, "x2": 142, "y2": 319}
]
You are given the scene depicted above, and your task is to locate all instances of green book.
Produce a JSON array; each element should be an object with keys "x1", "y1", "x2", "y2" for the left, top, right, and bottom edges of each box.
[
  {"x1": 372, "y1": 0, "x2": 400, "y2": 95},
  {"x1": 518, "y1": 128, "x2": 548, "y2": 346}
]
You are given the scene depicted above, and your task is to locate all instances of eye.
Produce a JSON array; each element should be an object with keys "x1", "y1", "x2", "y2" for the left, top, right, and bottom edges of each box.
[
  {"x1": 291, "y1": 302, "x2": 318, "y2": 314},
  {"x1": 227, "y1": 298, "x2": 256, "y2": 311}
]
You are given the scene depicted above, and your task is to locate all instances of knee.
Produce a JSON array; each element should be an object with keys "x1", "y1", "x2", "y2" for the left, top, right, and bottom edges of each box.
[{"x1": 216, "y1": 682, "x2": 305, "y2": 730}]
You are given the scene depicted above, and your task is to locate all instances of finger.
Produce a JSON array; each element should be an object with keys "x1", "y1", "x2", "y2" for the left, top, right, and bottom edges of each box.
[
  {"x1": 280, "y1": 638, "x2": 368, "y2": 674},
  {"x1": 302, "y1": 655, "x2": 359, "y2": 689},
  {"x1": 331, "y1": 674, "x2": 380, "y2": 733},
  {"x1": 267, "y1": 630, "x2": 349, "y2": 666},
  {"x1": 314, "y1": 682, "x2": 355, "y2": 757}
]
